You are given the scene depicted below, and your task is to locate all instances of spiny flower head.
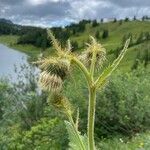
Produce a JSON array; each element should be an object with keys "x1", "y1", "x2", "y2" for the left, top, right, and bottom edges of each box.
[
  {"x1": 39, "y1": 71, "x2": 62, "y2": 92},
  {"x1": 79, "y1": 36, "x2": 106, "y2": 69},
  {"x1": 37, "y1": 57, "x2": 70, "y2": 80},
  {"x1": 47, "y1": 29, "x2": 72, "y2": 58},
  {"x1": 49, "y1": 93, "x2": 73, "y2": 115}
]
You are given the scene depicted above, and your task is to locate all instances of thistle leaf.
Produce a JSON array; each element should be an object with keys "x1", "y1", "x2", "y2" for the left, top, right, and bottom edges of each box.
[
  {"x1": 75, "y1": 108, "x2": 79, "y2": 130},
  {"x1": 95, "y1": 39, "x2": 130, "y2": 88},
  {"x1": 65, "y1": 121, "x2": 87, "y2": 150}
]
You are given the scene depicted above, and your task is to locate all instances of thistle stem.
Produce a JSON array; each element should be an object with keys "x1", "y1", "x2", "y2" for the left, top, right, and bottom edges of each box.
[
  {"x1": 72, "y1": 56, "x2": 92, "y2": 86},
  {"x1": 88, "y1": 85, "x2": 96, "y2": 150},
  {"x1": 90, "y1": 50, "x2": 97, "y2": 78}
]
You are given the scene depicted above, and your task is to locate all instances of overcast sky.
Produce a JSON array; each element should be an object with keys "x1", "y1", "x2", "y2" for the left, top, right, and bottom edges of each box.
[{"x1": 0, "y1": 0, "x2": 150, "y2": 27}]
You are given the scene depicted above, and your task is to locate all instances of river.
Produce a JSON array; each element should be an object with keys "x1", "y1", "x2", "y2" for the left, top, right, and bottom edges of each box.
[{"x1": 0, "y1": 44, "x2": 31, "y2": 82}]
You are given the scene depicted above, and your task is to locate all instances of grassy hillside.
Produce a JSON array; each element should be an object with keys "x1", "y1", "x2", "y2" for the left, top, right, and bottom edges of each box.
[
  {"x1": 0, "y1": 35, "x2": 55, "y2": 61},
  {"x1": 0, "y1": 20, "x2": 149, "y2": 68},
  {"x1": 69, "y1": 21, "x2": 150, "y2": 70}
]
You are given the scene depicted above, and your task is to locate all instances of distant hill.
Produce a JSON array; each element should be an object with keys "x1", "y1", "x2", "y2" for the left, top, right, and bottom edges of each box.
[
  {"x1": 0, "y1": 18, "x2": 149, "y2": 70},
  {"x1": 0, "y1": 18, "x2": 13, "y2": 24}
]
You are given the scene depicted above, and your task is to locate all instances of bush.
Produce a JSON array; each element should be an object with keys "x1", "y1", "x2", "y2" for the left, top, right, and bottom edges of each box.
[
  {"x1": 64, "y1": 66, "x2": 150, "y2": 139},
  {"x1": 95, "y1": 66, "x2": 150, "y2": 137},
  {"x1": 95, "y1": 30, "x2": 100, "y2": 39},
  {"x1": 92, "y1": 20, "x2": 99, "y2": 27},
  {"x1": 102, "y1": 30, "x2": 109, "y2": 39}
]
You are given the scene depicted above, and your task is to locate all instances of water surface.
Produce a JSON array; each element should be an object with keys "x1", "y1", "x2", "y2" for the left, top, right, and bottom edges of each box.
[{"x1": 0, "y1": 44, "x2": 29, "y2": 82}]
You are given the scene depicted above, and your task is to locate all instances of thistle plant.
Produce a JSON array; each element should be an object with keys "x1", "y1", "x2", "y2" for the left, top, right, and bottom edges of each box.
[{"x1": 36, "y1": 30, "x2": 130, "y2": 150}]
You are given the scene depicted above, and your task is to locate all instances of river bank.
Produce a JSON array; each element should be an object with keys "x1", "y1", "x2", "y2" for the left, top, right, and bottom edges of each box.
[{"x1": 0, "y1": 35, "x2": 41, "y2": 61}]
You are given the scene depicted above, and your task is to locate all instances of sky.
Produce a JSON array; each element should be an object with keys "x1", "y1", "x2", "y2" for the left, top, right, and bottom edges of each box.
[{"x1": 0, "y1": 0, "x2": 150, "y2": 27}]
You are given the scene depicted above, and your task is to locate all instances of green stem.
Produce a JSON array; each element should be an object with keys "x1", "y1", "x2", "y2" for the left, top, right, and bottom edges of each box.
[
  {"x1": 88, "y1": 85, "x2": 96, "y2": 150},
  {"x1": 72, "y1": 56, "x2": 92, "y2": 86},
  {"x1": 90, "y1": 50, "x2": 97, "y2": 78}
]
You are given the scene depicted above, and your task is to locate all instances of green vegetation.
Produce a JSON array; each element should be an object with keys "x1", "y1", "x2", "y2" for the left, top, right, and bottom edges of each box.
[
  {"x1": 98, "y1": 131, "x2": 150, "y2": 150},
  {"x1": 0, "y1": 62, "x2": 149, "y2": 149},
  {"x1": 1, "y1": 19, "x2": 149, "y2": 66},
  {"x1": 0, "y1": 18, "x2": 150, "y2": 149},
  {"x1": 35, "y1": 30, "x2": 130, "y2": 149}
]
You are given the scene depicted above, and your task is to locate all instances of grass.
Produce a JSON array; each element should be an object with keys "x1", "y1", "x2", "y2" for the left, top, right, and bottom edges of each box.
[
  {"x1": 98, "y1": 131, "x2": 150, "y2": 150},
  {"x1": 70, "y1": 21, "x2": 150, "y2": 50},
  {"x1": 0, "y1": 35, "x2": 18, "y2": 45},
  {"x1": 0, "y1": 21, "x2": 149, "y2": 68},
  {"x1": 0, "y1": 35, "x2": 56, "y2": 61},
  {"x1": 0, "y1": 35, "x2": 39, "y2": 57}
]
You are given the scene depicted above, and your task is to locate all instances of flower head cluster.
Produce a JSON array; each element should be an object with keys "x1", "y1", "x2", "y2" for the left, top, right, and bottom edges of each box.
[
  {"x1": 80, "y1": 36, "x2": 106, "y2": 70},
  {"x1": 49, "y1": 93, "x2": 73, "y2": 115},
  {"x1": 39, "y1": 71, "x2": 62, "y2": 92},
  {"x1": 37, "y1": 57, "x2": 70, "y2": 92}
]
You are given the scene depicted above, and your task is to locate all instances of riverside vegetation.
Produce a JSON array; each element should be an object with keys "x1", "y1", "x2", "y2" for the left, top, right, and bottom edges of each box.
[{"x1": 0, "y1": 18, "x2": 150, "y2": 149}]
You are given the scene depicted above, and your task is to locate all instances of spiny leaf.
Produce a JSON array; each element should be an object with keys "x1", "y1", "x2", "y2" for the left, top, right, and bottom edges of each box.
[
  {"x1": 65, "y1": 121, "x2": 87, "y2": 150},
  {"x1": 75, "y1": 108, "x2": 79, "y2": 130},
  {"x1": 95, "y1": 38, "x2": 130, "y2": 88}
]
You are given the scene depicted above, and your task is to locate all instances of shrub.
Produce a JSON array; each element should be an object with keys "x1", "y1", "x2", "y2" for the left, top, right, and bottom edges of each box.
[
  {"x1": 64, "y1": 65, "x2": 150, "y2": 139},
  {"x1": 92, "y1": 20, "x2": 99, "y2": 27},
  {"x1": 102, "y1": 30, "x2": 109, "y2": 39}
]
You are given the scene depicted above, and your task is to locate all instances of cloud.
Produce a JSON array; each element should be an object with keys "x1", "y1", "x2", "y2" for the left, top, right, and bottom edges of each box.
[
  {"x1": 105, "y1": 0, "x2": 150, "y2": 8},
  {"x1": 0, "y1": 0, "x2": 149, "y2": 27}
]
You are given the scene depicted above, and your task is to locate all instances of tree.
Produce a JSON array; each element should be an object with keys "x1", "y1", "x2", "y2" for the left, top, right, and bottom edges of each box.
[
  {"x1": 133, "y1": 16, "x2": 137, "y2": 21},
  {"x1": 145, "y1": 32, "x2": 150, "y2": 40},
  {"x1": 143, "y1": 47, "x2": 149, "y2": 67},
  {"x1": 92, "y1": 20, "x2": 98, "y2": 27},
  {"x1": 113, "y1": 18, "x2": 117, "y2": 23},
  {"x1": 132, "y1": 45, "x2": 149, "y2": 69},
  {"x1": 119, "y1": 20, "x2": 123, "y2": 25},
  {"x1": 114, "y1": 47, "x2": 121, "y2": 58},
  {"x1": 78, "y1": 21, "x2": 86, "y2": 32},
  {"x1": 128, "y1": 33, "x2": 133, "y2": 46},
  {"x1": 100, "y1": 18, "x2": 103, "y2": 23},
  {"x1": 131, "y1": 49, "x2": 141, "y2": 70},
  {"x1": 136, "y1": 32, "x2": 144, "y2": 44},
  {"x1": 125, "y1": 17, "x2": 129, "y2": 22},
  {"x1": 102, "y1": 29, "x2": 109, "y2": 39},
  {"x1": 95, "y1": 30, "x2": 100, "y2": 39},
  {"x1": 41, "y1": 38, "x2": 47, "y2": 51},
  {"x1": 71, "y1": 41, "x2": 79, "y2": 52}
]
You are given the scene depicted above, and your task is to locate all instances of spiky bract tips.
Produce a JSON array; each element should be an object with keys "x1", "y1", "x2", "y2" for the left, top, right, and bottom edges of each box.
[
  {"x1": 39, "y1": 71, "x2": 63, "y2": 92},
  {"x1": 37, "y1": 57, "x2": 70, "y2": 80},
  {"x1": 48, "y1": 93, "x2": 73, "y2": 115},
  {"x1": 79, "y1": 36, "x2": 106, "y2": 69}
]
